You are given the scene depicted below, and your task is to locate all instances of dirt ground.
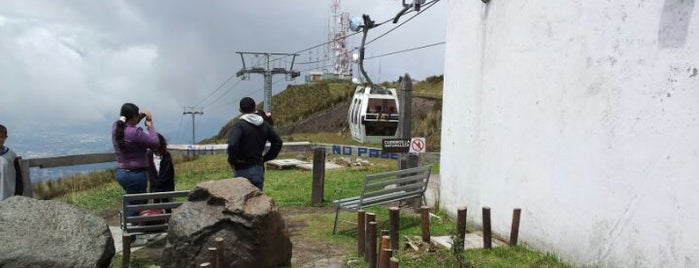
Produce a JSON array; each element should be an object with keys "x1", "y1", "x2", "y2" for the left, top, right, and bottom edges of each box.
[{"x1": 107, "y1": 205, "x2": 350, "y2": 268}]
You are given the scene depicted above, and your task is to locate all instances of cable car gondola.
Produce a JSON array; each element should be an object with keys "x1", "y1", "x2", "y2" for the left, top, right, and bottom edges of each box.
[
  {"x1": 348, "y1": 85, "x2": 400, "y2": 144},
  {"x1": 347, "y1": 14, "x2": 401, "y2": 144}
]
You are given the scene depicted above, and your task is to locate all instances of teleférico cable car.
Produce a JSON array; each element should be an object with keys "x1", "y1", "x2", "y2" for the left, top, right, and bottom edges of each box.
[
  {"x1": 346, "y1": 14, "x2": 402, "y2": 144},
  {"x1": 347, "y1": 85, "x2": 400, "y2": 144}
]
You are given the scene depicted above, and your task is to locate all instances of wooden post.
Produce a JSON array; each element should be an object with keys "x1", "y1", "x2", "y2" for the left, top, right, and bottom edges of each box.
[
  {"x1": 368, "y1": 221, "x2": 378, "y2": 268},
  {"x1": 358, "y1": 210, "x2": 366, "y2": 257},
  {"x1": 389, "y1": 207, "x2": 400, "y2": 251},
  {"x1": 457, "y1": 207, "x2": 467, "y2": 249},
  {"x1": 208, "y1": 247, "x2": 217, "y2": 268},
  {"x1": 483, "y1": 207, "x2": 492, "y2": 249},
  {"x1": 215, "y1": 237, "x2": 224, "y2": 266},
  {"x1": 379, "y1": 248, "x2": 392, "y2": 268},
  {"x1": 18, "y1": 158, "x2": 32, "y2": 197},
  {"x1": 378, "y1": 235, "x2": 390, "y2": 268},
  {"x1": 122, "y1": 234, "x2": 131, "y2": 268},
  {"x1": 420, "y1": 206, "x2": 430, "y2": 243},
  {"x1": 365, "y1": 213, "x2": 376, "y2": 262},
  {"x1": 311, "y1": 147, "x2": 326, "y2": 206},
  {"x1": 510, "y1": 208, "x2": 522, "y2": 246},
  {"x1": 389, "y1": 257, "x2": 400, "y2": 268}
]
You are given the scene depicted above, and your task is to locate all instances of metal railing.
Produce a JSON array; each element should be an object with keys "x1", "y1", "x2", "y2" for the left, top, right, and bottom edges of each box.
[{"x1": 18, "y1": 141, "x2": 438, "y2": 198}]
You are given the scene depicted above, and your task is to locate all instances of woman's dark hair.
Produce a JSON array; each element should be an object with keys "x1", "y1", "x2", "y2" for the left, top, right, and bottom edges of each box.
[
  {"x1": 156, "y1": 133, "x2": 167, "y2": 151},
  {"x1": 115, "y1": 103, "x2": 140, "y2": 149}
]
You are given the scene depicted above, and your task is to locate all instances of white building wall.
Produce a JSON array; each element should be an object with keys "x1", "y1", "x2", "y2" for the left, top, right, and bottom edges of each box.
[{"x1": 440, "y1": 1, "x2": 699, "y2": 267}]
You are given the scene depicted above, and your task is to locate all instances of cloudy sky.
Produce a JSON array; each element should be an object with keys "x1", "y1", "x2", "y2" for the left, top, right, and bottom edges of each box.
[{"x1": 0, "y1": 0, "x2": 445, "y2": 152}]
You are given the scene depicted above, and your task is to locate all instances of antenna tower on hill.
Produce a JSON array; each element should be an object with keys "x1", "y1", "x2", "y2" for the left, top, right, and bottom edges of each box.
[{"x1": 328, "y1": 0, "x2": 352, "y2": 79}]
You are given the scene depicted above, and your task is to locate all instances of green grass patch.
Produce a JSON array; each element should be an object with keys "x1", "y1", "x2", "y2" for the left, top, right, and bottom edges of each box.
[{"x1": 56, "y1": 154, "x2": 570, "y2": 268}]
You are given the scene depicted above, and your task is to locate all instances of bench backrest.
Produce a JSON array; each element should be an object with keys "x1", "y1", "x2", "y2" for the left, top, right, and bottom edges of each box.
[
  {"x1": 121, "y1": 190, "x2": 190, "y2": 235},
  {"x1": 358, "y1": 165, "x2": 431, "y2": 207}
]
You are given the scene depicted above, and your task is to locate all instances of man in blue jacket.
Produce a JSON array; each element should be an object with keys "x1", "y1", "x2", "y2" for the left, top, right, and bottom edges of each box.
[{"x1": 227, "y1": 97, "x2": 283, "y2": 191}]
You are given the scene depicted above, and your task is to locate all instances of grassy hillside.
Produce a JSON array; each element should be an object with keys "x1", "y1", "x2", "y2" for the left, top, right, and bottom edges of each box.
[{"x1": 203, "y1": 75, "x2": 444, "y2": 151}]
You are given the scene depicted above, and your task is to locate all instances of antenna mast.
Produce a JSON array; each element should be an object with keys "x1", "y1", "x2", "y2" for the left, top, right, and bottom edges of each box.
[{"x1": 329, "y1": 0, "x2": 352, "y2": 79}]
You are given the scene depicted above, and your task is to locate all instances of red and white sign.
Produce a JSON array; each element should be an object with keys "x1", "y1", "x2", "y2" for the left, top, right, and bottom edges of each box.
[{"x1": 409, "y1": 137, "x2": 426, "y2": 153}]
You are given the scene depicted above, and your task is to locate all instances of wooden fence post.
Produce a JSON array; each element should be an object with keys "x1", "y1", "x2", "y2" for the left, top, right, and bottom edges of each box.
[
  {"x1": 122, "y1": 234, "x2": 131, "y2": 268},
  {"x1": 510, "y1": 208, "x2": 522, "y2": 246},
  {"x1": 18, "y1": 158, "x2": 32, "y2": 197},
  {"x1": 215, "y1": 237, "x2": 224, "y2": 266},
  {"x1": 389, "y1": 207, "x2": 400, "y2": 251},
  {"x1": 368, "y1": 221, "x2": 378, "y2": 268},
  {"x1": 457, "y1": 207, "x2": 467, "y2": 249},
  {"x1": 365, "y1": 213, "x2": 376, "y2": 262},
  {"x1": 358, "y1": 210, "x2": 366, "y2": 257},
  {"x1": 379, "y1": 235, "x2": 391, "y2": 268},
  {"x1": 483, "y1": 207, "x2": 492, "y2": 249},
  {"x1": 311, "y1": 147, "x2": 325, "y2": 206},
  {"x1": 420, "y1": 206, "x2": 430, "y2": 243},
  {"x1": 208, "y1": 247, "x2": 217, "y2": 268}
]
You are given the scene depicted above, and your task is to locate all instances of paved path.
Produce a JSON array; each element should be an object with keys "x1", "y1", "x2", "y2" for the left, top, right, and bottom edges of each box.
[{"x1": 109, "y1": 226, "x2": 165, "y2": 254}]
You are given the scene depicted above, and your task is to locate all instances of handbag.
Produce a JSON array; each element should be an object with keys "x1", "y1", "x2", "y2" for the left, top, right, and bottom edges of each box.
[{"x1": 138, "y1": 209, "x2": 167, "y2": 225}]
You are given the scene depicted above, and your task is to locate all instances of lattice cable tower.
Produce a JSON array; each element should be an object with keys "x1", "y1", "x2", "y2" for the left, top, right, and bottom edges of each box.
[{"x1": 328, "y1": 0, "x2": 352, "y2": 79}]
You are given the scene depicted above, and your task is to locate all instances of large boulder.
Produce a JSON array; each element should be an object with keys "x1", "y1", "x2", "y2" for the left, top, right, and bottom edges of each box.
[
  {"x1": 161, "y1": 178, "x2": 292, "y2": 268},
  {"x1": 0, "y1": 196, "x2": 114, "y2": 268}
]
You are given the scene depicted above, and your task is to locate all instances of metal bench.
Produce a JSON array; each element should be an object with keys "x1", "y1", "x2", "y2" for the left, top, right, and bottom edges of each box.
[
  {"x1": 332, "y1": 165, "x2": 432, "y2": 234},
  {"x1": 120, "y1": 190, "x2": 190, "y2": 267}
]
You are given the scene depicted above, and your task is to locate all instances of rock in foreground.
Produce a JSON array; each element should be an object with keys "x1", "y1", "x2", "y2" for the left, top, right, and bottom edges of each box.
[{"x1": 161, "y1": 178, "x2": 292, "y2": 268}]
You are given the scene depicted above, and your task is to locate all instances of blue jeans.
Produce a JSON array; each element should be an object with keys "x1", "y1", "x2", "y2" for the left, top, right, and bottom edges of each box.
[
  {"x1": 116, "y1": 169, "x2": 148, "y2": 217},
  {"x1": 235, "y1": 165, "x2": 265, "y2": 190}
]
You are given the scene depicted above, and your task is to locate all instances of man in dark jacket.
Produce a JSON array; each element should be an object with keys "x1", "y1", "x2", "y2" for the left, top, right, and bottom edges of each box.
[{"x1": 227, "y1": 97, "x2": 283, "y2": 190}]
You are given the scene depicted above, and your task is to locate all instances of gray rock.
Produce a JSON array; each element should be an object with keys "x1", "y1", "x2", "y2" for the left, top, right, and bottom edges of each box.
[
  {"x1": 161, "y1": 178, "x2": 292, "y2": 268},
  {"x1": 0, "y1": 196, "x2": 114, "y2": 268}
]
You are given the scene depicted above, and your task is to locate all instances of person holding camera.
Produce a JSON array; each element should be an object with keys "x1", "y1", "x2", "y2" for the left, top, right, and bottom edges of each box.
[{"x1": 112, "y1": 103, "x2": 161, "y2": 218}]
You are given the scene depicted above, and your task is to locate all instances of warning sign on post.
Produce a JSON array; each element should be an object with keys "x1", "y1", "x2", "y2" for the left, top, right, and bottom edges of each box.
[
  {"x1": 409, "y1": 137, "x2": 426, "y2": 153},
  {"x1": 382, "y1": 138, "x2": 410, "y2": 153},
  {"x1": 382, "y1": 137, "x2": 427, "y2": 153}
]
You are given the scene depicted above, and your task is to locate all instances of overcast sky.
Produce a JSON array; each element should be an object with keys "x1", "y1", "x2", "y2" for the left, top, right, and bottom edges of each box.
[{"x1": 0, "y1": 0, "x2": 445, "y2": 150}]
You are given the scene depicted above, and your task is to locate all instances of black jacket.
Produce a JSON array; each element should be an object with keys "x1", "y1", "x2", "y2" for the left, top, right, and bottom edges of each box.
[
  {"x1": 14, "y1": 157, "x2": 23, "y2": 195},
  {"x1": 147, "y1": 151, "x2": 175, "y2": 192},
  {"x1": 227, "y1": 113, "x2": 283, "y2": 170}
]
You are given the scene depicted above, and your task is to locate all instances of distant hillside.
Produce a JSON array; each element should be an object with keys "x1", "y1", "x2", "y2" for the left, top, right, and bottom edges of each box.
[{"x1": 203, "y1": 75, "x2": 443, "y2": 151}]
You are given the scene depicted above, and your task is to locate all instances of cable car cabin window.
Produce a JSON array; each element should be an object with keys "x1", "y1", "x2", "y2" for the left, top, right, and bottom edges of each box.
[
  {"x1": 353, "y1": 99, "x2": 362, "y2": 124},
  {"x1": 365, "y1": 121, "x2": 399, "y2": 136},
  {"x1": 350, "y1": 99, "x2": 358, "y2": 124},
  {"x1": 365, "y1": 99, "x2": 397, "y2": 122}
]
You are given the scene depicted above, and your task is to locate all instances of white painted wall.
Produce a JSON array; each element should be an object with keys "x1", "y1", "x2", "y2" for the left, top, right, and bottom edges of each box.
[{"x1": 440, "y1": 1, "x2": 699, "y2": 267}]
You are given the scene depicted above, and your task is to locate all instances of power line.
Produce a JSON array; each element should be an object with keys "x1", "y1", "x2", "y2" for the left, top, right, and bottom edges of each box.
[
  {"x1": 366, "y1": 0, "x2": 440, "y2": 46},
  {"x1": 191, "y1": 1, "x2": 441, "y2": 110},
  {"x1": 194, "y1": 73, "x2": 238, "y2": 107},
  {"x1": 198, "y1": 78, "x2": 243, "y2": 109},
  {"x1": 364, "y1": 41, "x2": 445, "y2": 60}
]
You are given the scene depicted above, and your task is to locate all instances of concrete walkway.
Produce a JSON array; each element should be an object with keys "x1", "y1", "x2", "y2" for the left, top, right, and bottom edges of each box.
[{"x1": 109, "y1": 226, "x2": 166, "y2": 254}]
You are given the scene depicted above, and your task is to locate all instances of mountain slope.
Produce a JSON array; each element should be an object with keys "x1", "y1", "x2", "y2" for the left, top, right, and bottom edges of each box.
[{"x1": 204, "y1": 76, "x2": 443, "y2": 150}]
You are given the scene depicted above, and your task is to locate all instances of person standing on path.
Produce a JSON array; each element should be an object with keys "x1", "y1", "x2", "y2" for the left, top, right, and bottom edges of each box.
[
  {"x1": 227, "y1": 97, "x2": 283, "y2": 191},
  {"x1": 0, "y1": 124, "x2": 23, "y2": 201},
  {"x1": 112, "y1": 103, "x2": 161, "y2": 217}
]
